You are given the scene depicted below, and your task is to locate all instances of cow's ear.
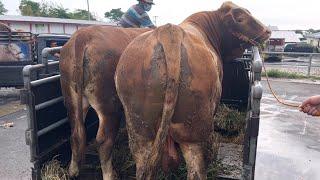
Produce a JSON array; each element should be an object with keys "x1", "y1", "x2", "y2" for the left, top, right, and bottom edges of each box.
[
  {"x1": 220, "y1": 3, "x2": 236, "y2": 28},
  {"x1": 219, "y1": 1, "x2": 234, "y2": 15}
]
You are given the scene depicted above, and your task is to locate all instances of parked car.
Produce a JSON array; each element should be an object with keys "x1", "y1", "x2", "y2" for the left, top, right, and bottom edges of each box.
[{"x1": 284, "y1": 42, "x2": 317, "y2": 53}]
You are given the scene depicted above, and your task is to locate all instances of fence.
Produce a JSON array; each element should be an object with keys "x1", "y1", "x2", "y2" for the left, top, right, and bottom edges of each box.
[{"x1": 262, "y1": 52, "x2": 320, "y2": 77}]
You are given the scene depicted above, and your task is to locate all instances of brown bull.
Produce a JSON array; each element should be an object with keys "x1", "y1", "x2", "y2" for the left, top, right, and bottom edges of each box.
[
  {"x1": 115, "y1": 1, "x2": 270, "y2": 179},
  {"x1": 59, "y1": 26, "x2": 150, "y2": 179}
]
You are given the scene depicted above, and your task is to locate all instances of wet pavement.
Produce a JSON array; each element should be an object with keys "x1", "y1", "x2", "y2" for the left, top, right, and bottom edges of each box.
[{"x1": 256, "y1": 80, "x2": 320, "y2": 180}]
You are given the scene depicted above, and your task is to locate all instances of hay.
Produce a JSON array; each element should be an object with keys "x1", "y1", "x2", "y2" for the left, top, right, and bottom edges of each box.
[
  {"x1": 41, "y1": 105, "x2": 245, "y2": 179},
  {"x1": 214, "y1": 104, "x2": 247, "y2": 144},
  {"x1": 41, "y1": 156, "x2": 69, "y2": 180}
]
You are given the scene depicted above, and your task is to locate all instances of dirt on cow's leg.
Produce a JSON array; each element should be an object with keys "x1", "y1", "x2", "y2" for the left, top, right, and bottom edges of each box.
[
  {"x1": 94, "y1": 109, "x2": 120, "y2": 180},
  {"x1": 134, "y1": 141, "x2": 158, "y2": 180},
  {"x1": 66, "y1": 89, "x2": 89, "y2": 177},
  {"x1": 180, "y1": 143, "x2": 207, "y2": 180}
]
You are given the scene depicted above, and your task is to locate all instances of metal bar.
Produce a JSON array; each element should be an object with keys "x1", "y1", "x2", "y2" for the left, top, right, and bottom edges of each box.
[
  {"x1": 0, "y1": 65, "x2": 28, "y2": 69},
  {"x1": 37, "y1": 118, "x2": 68, "y2": 137},
  {"x1": 35, "y1": 96, "x2": 64, "y2": 111},
  {"x1": 262, "y1": 51, "x2": 320, "y2": 56},
  {"x1": 41, "y1": 47, "x2": 62, "y2": 74},
  {"x1": 30, "y1": 75, "x2": 60, "y2": 87},
  {"x1": 307, "y1": 54, "x2": 313, "y2": 77},
  {"x1": 22, "y1": 65, "x2": 39, "y2": 163}
]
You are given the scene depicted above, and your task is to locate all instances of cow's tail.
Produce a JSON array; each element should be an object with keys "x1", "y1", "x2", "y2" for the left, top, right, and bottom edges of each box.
[
  {"x1": 73, "y1": 33, "x2": 89, "y2": 126},
  {"x1": 144, "y1": 24, "x2": 185, "y2": 177}
]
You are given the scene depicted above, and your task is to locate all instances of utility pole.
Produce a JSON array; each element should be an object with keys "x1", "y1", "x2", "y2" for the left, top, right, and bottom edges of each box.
[
  {"x1": 153, "y1": 16, "x2": 158, "y2": 26},
  {"x1": 87, "y1": 0, "x2": 90, "y2": 21}
]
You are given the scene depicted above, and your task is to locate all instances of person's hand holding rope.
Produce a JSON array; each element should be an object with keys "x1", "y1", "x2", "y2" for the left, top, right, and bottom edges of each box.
[{"x1": 299, "y1": 95, "x2": 320, "y2": 116}]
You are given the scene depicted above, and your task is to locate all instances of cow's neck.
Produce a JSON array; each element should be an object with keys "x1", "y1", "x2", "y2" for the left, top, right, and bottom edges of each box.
[{"x1": 183, "y1": 11, "x2": 226, "y2": 58}]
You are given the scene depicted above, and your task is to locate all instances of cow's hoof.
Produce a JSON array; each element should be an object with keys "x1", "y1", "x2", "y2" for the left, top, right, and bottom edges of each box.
[{"x1": 68, "y1": 163, "x2": 79, "y2": 178}]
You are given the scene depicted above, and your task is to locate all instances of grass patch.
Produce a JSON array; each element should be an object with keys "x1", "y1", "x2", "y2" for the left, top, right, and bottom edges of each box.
[
  {"x1": 262, "y1": 69, "x2": 320, "y2": 80},
  {"x1": 262, "y1": 69, "x2": 305, "y2": 79}
]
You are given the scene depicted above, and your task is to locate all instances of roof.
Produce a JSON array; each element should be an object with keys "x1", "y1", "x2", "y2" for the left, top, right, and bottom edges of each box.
[
  {"x1": 268, "y1": 25, "x2": 279, "y2": 31},
  {"x1": 0, "y1": 15, "x2": 115, "y2": 26},
  {"x1": 306, "y1": 32, "x2": 320, "y2": 39},
  {"x1": 270, "y1": 30, "x2": 301, "y2": 43},
  {"x1": 36, "y1": 33, "x2": 71, "y2": 38}
]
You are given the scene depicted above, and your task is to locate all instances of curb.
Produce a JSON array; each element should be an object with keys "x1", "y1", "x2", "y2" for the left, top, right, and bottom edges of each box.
[{"x1": 261, "y1": 77, "x2": 320, "y2": 85}]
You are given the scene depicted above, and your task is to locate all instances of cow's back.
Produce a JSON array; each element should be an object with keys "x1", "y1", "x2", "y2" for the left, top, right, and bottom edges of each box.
[{"x1": 60, "y1": 25, "x2": 149, "y2": 87}]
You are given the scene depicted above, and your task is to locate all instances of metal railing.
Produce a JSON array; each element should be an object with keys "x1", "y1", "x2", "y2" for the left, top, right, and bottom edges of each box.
[
  {"x1": 242, "y1": 47, "x2": 263, "y2": 180},
  {"x1": 262, "y1": 51, "x2": 320, "y2": 77}
]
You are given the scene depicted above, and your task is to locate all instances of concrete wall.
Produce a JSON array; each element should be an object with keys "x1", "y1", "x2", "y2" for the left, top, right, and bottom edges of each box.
[
  {"x1": 9, "y1": 22, "x2": 30, "y2": 32},
  {"x1": 64, "y1": 24, "x2": 78, "y2": 34},
  {"x1": 50, "y1": 24, "x2": 64, "y2": 34},
  {"x1": 32, "y1": 23, "x2": 49, "y2": 34}
]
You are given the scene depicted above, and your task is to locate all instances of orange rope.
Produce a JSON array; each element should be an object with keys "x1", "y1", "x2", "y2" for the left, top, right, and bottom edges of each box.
[
  {"x1": 231, "y1": 32, "x2": 302, "y2": 108},
  {"x1": 261, "y1": 57, "x2": 301, "y2": 108}
]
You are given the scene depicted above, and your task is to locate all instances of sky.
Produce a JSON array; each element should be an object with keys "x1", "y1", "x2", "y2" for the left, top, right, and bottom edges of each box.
[{"x1": 2, "y1": 0, "x2": 320, "y2": 30}]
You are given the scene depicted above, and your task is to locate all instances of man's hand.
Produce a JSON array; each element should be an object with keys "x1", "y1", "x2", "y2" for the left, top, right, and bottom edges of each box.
[{"x1": 299, "y1": 95, "x2": 320, "y2": 116}]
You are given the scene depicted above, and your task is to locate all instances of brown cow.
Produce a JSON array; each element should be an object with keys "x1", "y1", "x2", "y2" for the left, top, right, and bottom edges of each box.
[
  {"x1": 59, "y1": 26, "x2": 150, "y2": 179},
  {"x1": 115, "y1": 1, "x2": 270, "y2": 179}
]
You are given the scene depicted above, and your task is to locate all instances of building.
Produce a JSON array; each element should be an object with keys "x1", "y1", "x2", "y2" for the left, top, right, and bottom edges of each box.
[
  {"x1": 0, "y1": 15, "x2": 114, "y2": 34},
  {"x1": 267, "y1": 25, "x2": 279, "y2": 31},
  {"x1": 265, "y1": 30, "x2": 301, "y2": 52},
  {"x1": 306, "y1": 32, "x2": 320, "y2": 49},
  {"x1": 270, "y1": 30, "x2": 301, "y2": 44}
]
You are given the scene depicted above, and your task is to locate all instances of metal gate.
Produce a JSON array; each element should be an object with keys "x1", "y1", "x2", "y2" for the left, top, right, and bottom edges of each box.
[
  {"x1": 242, "y1": 47, "x2": 263, "y2": 180},
  {"x1": 21, "y1": 48, "x2": 99, "y2": 179}
]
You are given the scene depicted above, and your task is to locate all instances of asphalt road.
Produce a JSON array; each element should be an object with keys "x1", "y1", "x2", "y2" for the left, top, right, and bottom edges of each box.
[
  {"x1": 0, "y1": 80, "x2": 319, "y2": 180},
  {"x1": 0, "y1": 109, "x2": 31, "y2": 180},
  {"x1": 256, "y1": 80, "x2": 320, "y2": 180}
]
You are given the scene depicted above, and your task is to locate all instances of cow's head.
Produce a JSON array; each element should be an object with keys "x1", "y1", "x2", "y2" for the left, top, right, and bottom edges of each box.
[
  {"x1": 8, "y1": 43, "x2": 24, "y2": 60},
  {"x1": 219, "y1": 1, "x2": 271, "y2": 61}
]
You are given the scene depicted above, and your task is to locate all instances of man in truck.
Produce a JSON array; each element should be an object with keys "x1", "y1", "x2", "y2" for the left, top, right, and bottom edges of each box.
[{"x1": 119, "y1": 0, "x2": 156, "y2": 29}]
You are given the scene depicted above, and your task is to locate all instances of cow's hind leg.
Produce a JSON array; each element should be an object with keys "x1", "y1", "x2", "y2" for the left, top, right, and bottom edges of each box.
[
  {"x1": 92, "y1": 105, "x2": 120, "y2": 180},
  {"x1": 133, "y1": 140, "x2": 158, "y2": 180},
  {"x1": 180, "y1": 143, "x2": 206, "y2": 180},
  {"x1": 65, "y1": 88, "x2": 89, "y2": 177}
]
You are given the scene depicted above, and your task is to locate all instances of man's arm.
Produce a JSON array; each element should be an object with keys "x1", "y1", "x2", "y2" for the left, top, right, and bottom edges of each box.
[
  {"x1": 299, "y1": 95, "x2": 320, "y2": 116},
  {"x1": 139, "y1": 12, "x2": 156, "y2": 29}
]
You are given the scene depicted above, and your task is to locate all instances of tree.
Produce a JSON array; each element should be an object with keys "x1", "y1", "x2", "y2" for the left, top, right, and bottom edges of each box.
[
  {"x1": 104, "y1": 8, "x2": 124, "y2": 22},
  {"x1": 69, "y1": 9, "x2": 96, "y2": 20},
  {"x1": 19, "y1": 0, "x2": 42, "y2": 16},
  {"x1": 0, "y1": 1, "x2": 7, "y2": 15},
  {"x1": 48, "y1": 6, "x2": 70, "y2": 19},
  {"x1": 18, "y1": 0, "x2": 96, "y2": 20}
]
